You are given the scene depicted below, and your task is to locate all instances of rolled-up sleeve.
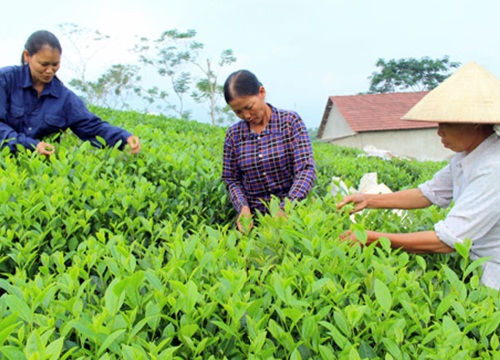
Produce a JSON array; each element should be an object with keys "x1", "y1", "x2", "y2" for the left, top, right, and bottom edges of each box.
[
  {"x1": 418, "y1": 164, "x2": 454, "y2": 208},
  {"x1": 434, "y1": 166, "x2": 500, "y2": 249}
]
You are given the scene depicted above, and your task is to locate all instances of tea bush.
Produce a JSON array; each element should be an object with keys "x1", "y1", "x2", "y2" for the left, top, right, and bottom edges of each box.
[{"x1": 0, "y1": 108, "x2": 498, "y2": 359}]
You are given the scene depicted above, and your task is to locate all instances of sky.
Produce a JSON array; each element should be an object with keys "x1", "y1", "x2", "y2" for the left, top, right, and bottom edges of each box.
[{"x1": 2, "y1": 0, "x2": 500, "y2": 128}]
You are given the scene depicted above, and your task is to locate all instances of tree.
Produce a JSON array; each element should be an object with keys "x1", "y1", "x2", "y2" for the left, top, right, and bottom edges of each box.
[
  {"x1": 368, "y1": 56, "x2": 461, "y2": 93},
  {"x1": 191, "y1": 49, "x2": 237, "y2": 125},
  {"x1": 59, "y1": 24, "x2": 238, "y2": 123},
  {"x1": 69, "y1": 64, "x2": 142, "y2": 110},
  {"x1": 133, "y1": 29, "x2": 203, "y2": 119},
  {"x1": 57, "y1": 23, "x2": 111, "y2": 98},
  {"x1": 58, "y1": 23, "x2": 142, "y2": 109}
]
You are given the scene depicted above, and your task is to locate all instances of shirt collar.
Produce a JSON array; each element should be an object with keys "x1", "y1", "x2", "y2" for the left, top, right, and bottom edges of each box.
[
  {"x1": 266, "y1": 104, "x2": 281, "y2": 134},
  {"x1": 460, "y1": 133, "x2": 499, "y2": 170},
  {"x1": 238, "y1": 103, "x2": 280, "y2": 139},
  {"x1": 21, "y1": 64, "x2": 61, "y2": 98},
  {"x1": 21, "y1": 65, "x2": 33, "y2": 89}
]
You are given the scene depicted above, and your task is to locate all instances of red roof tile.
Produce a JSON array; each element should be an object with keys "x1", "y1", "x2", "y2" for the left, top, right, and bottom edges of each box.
[{"x1": 329, "y1": 92, "x2": 437, "y2": 132}]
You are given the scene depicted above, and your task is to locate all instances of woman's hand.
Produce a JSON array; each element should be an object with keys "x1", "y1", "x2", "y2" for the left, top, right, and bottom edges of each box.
[
  {"x1": 36, "y1": 141, "x2": 55, "y2": 156},
  {"x1": 340, "y1": 229, "x2": 377, "y2": 246},
  {"x1": 337, "y1": 193, "x2": 369, "y2": 214},
  {"x1": 237, "y1": 206, "x2": 253, "y2": 234},
  {"x1": 276, "y1": 209, "x2": 287, "y2": 219},
  {"x1": 127, "y1": 135, "x2": 141, "y2": 154}
]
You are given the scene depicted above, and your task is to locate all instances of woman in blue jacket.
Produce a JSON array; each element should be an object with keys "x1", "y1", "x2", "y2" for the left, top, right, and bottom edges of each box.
[{"x1": 0, "y1": 30, "x2": 140, "y2": 156}]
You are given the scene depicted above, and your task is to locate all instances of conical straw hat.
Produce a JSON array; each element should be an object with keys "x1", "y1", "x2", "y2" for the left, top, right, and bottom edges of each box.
[{"x1": 402, "y1": 61, "x2": 500, "y2": 124}]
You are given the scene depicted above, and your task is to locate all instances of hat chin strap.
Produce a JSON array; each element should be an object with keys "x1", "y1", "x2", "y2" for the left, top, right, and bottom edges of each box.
[{"x1": 494, "y1": 125, "x2": 500, "y2": 136}]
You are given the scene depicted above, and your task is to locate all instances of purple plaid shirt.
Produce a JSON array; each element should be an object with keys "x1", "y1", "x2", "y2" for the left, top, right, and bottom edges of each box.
[{"x1": 222, "y1": 104, "x2": 316, "y2": 214}]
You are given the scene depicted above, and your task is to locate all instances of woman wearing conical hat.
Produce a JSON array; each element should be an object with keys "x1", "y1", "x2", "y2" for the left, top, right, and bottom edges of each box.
[{"x1": 337, "y1": 62, "x2": 500, "y2": 290}]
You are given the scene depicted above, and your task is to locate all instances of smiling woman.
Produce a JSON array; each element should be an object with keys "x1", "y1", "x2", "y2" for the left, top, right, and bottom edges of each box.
[
  {"x1": 0, "y1": 30, "x2": 140, "y2": 156},
  {"x1": 22, "y1": 34, "x2": 61, "y2": 94}
]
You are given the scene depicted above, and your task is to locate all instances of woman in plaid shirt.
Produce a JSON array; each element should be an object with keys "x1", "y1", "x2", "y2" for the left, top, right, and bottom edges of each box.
[{"x1": 222, "y1": 70, "x2": 316, "y2": 232}]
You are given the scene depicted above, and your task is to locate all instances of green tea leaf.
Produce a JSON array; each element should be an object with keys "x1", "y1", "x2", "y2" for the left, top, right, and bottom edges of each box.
[
  {"x1": 319, "y1": 321, "x2": 349, "y2": 349},
  {"x1": 480, "y1": 312, "x2": 500, "y2": 338},
  {"x1": 436, "y1": 295, "x2": 454, "y2": 318},
  {"x1": 319, "y1": 345, "x2": 336, "y2": 359},
  {"x1": 98, "y1": 329, "x2": 126, "y2": 356},
  {"x1": 4, "y1": 295, "x2": 33, "y2": 323},
  {"x1": 382, "y1": 337, "x2": 402, "y2": 358},
  {"x1": 490, "y1": 333, "x2": 499, "y2": 350},
  {"x1": 104, "y1": 278, "x2": 128, "y2": 315},
  {"x1": 464, "y1": 256, "x2": 490, "y2": 278},
  {"x1": 374, "y1": 279, "x2": 392, "y2": 313},
  {"x1": 45, "y1": 337, "x2": 65, "y2": 360}
]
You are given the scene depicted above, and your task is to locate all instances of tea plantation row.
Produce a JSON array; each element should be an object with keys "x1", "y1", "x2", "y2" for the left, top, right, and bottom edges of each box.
[{"x1": 0, "y1": 108, "x2": 499, "y2": 359}]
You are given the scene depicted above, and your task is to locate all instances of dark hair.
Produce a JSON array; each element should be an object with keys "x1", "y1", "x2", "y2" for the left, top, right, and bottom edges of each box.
[
  {"x1": 21, "y1": 30, "x2": 62, "y2": 65},
  {"x1": 223, "y1": 69, "x2": 263, "y2": 103}
]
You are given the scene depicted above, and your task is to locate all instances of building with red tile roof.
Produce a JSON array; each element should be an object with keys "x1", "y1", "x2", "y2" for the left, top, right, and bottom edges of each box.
[{"x1": 317, "y1": 92, "x2": 454, "y2": 161}]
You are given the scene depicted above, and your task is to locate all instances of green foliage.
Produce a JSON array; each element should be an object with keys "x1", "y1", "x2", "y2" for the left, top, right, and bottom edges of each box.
[
  {"x1": 368, "y1": 56, "x2": 461, "y2": 93},
  {"x1": 312, "y1": 141, "x2": 446, "y2": 197},
  {"x1": 0, "y1": 107, "x2": 498, "y2": 358}
]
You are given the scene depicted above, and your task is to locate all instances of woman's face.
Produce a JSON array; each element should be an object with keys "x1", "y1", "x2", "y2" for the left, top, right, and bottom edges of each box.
[
  {"x1": 437, "y1": 123, "x2": 486, "y2": 153},
  {"x1": 24, "y1": 44, "x2": 61, "y2": 87},
  {"x1": 228, "y1": 86, "x2": 270, "y2": 127}
]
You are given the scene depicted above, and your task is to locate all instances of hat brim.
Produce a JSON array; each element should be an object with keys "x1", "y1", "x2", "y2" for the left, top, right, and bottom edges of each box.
[{"x1": 402, "y1": 62, "x2": 500, "y2": 124}]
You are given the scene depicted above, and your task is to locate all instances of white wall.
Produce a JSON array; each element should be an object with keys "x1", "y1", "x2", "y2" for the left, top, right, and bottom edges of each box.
[
  {"x1": 321, "y1": 106, "x2": 355, "y2": 139},
  {"x1": 322, "y1": 128, "x2": 454, "y2": 161}
]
